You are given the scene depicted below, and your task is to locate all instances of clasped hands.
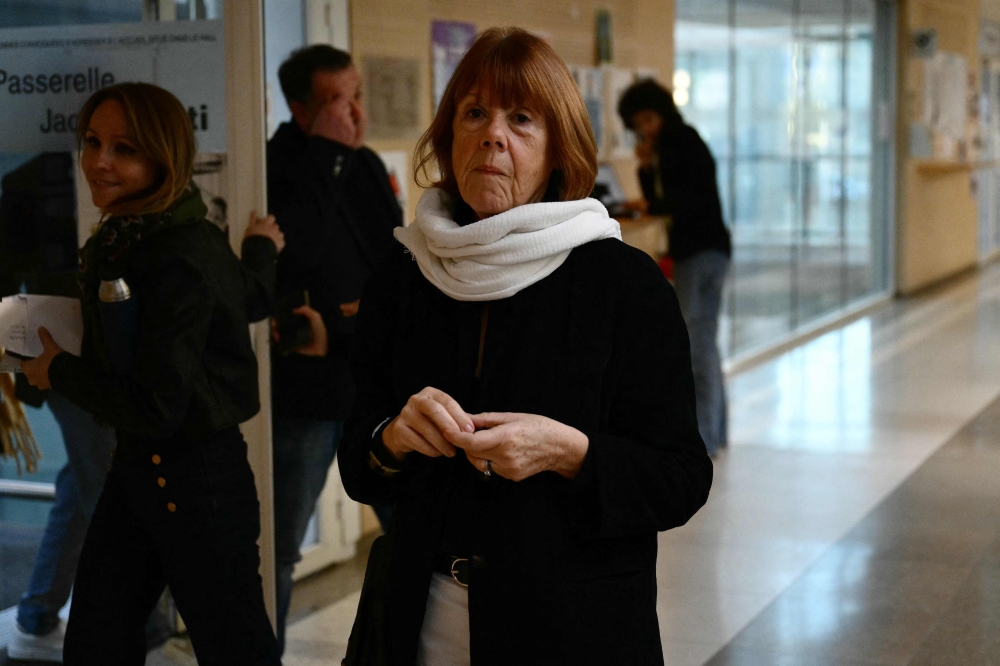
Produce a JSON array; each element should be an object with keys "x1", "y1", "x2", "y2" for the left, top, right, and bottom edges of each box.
[{"x1": 381, "y1": 387, "x2": 589, "y2": 482}]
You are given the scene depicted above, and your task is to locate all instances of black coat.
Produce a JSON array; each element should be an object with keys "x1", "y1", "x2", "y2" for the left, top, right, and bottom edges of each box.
[
  {"x1": 49, "y1": 204, "x2": 276, "y2": 443},
  {"x1": 340, "y1": 237, "x2": 714, "y2": 665},
  {"x1": 267, "y1": 122, "x2": 402, "y2": 421},
  {"x1": 640, "y1": 123, "x2": 731, "y2": 261}
]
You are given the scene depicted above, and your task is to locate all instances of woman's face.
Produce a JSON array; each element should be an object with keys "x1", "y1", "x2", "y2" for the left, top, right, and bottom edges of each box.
[
  {"x1": 631, "y1": 110, "x2": 663, "y2": 144},
  {"x1": 81, "y1": 99, "x2": 159, "y2": 212},
  {"x1": 451, "y1": 88, "x2": 552, "y2": 219}
]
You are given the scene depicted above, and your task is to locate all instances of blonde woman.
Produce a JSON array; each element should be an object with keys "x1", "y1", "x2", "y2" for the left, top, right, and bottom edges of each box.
[{"x1": 20, "y1": 82, "x2": 286, "y2": 665}]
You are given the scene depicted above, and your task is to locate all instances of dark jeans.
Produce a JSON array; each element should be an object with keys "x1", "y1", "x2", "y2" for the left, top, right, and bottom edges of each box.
[
  {"x1": 17, "y1": 392, "x2": 116, "y2": 635},
  {"x1": 63, "y1": 427, "x2": 280, "y2": 666},
  {"x1": 272, "y1": 417, "x2": 341, "y2": 653},
  {"x1": 673, "y1": 249, "x2": 730, "y2": 455}
]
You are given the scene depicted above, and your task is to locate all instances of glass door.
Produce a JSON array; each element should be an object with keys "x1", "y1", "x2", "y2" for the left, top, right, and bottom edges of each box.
[
  {"x1": 0, "y1": 0, "x2": 277, "y2": 649},
  {"x1": 0, "y1": 3, "x2": 147, "y2": 647}
]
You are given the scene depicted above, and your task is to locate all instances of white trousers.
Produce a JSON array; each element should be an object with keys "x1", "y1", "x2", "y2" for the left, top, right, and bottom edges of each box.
[{"x1": 416, "y1": 573, "x2": 471, "y2": 666}]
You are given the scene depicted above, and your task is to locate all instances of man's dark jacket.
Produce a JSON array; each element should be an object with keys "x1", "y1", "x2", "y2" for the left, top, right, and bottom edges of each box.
[
  {"x1": 267, "y1": 122, "x2": 402, "y2": 421},
  {"x1": 639, "y1": 122, "x2": 732, "y2": 261},
  {"x1": 340, "y1": 238, "x2": 714, "y2": 665}
]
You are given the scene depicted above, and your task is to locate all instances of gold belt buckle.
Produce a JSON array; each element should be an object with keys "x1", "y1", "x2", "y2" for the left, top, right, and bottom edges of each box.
[{"x1": 449, "y1": 557, "x2": 469, "y2": 587}]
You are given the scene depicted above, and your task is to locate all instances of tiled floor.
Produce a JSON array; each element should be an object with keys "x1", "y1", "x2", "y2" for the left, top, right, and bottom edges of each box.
[
  {"x1": 707, "y1": 395, "x2": 1000, "y2": 665},
  {"x1": 280, "y1": 263, "x2": 1000, "y2": 665}
]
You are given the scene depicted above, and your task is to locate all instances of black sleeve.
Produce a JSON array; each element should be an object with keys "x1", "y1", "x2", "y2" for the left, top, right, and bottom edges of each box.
[
  {"x1": 637, "y1": 167, "x2": 666, "y2": 215},
  {"x1": 639, "y1": 133, "x2": 686, "y2": 217},
  {"x1": 559, "y1": 249, "x2": 713, "y2": 539},
  {"x1": 49, "y1": 251, "x2": 213, "y2": 439},
  {"x1": 339, "y1": 252, "x2": 411, "y2": 506},
  {"x1": 239, "y1": 235, "x2": 278, "y2": 322}
]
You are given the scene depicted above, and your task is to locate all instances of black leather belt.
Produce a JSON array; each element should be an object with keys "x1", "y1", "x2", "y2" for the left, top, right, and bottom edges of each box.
[{"x1": 433, "y1": 554, "x2": 470, "y2": 587}]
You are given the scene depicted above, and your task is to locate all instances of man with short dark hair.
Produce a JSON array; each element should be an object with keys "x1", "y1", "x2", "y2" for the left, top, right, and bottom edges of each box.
[{"x1": 266, "y1": 45, "x2": 401, "y2": 652}]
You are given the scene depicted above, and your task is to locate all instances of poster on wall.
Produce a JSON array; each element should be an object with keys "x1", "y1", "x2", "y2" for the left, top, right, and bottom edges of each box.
[
  {"x1": 432, "y1": 20, "x2": 477, "y2": 111},
  {"x1": 0, "y1": 20, "x2": 226, "y2": 153},
  {"x1": 364, "y1": 56, "x2": 421, "y2": 140}
]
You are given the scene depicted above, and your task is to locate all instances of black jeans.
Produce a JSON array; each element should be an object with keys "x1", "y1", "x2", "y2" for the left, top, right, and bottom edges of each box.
[{"x1": 64, "y1": 427, "x2": 280, "y2": 665}]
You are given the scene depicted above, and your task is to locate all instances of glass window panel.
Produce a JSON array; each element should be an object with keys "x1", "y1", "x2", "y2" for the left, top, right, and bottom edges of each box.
[
  {"x1": 678, "y1": 0, "x2": 886, "y2": 358},
  {"x1": 846, "y1": 1, "x2": 878, "y2": 301},
  {"x1": 846, "y1": 156, "x2": 875, "y2": 300},
  {"x1": 731, "y1": 160, "x2": 795, "y2": 351},
  {"x1": 795, "y1": 3, "x2": 846, "y2": 326},
  {"x1": 728, "y1": 0, "x2": 796, "y2": 354},
  {"x1": 797, "y1": 156, "x2": 847, "y2": 322}
]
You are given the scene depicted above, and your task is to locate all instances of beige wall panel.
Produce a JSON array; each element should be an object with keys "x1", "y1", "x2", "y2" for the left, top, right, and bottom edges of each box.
[
  {"x1": 352, "y1": 0, "x2": 674, "y2": 222},
  {"x1": 899, "y1": 170, "x2": 979, "y2": 289},
  {"x1": 896, "y1": 0, "x2": 983, "y2": 294},
  {"x1": 985, "y1": 0, "x2": 1000, "y2": 23}
]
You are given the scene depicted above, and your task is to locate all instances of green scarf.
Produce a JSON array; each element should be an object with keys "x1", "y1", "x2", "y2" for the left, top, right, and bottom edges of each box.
[{"x1": 80, "y1": 183, "x2": 208, "y2": 300}]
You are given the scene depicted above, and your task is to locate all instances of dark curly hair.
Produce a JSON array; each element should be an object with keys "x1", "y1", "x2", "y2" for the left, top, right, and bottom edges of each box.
[
  {"x1": 278, "y1": 44, "x2": 352, "y2": 106},
  {"x1": 617, "y1": 79, "x2": 683, "y2": 130}
]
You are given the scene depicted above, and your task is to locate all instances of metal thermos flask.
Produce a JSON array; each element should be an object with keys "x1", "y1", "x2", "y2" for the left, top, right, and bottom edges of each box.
[{"x1": 98, "y1": 277, "x2": 139, "y2": 375}]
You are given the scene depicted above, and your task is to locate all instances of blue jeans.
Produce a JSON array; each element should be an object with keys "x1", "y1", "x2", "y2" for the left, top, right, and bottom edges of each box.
[
  {"x1": 673, "y1": 250, "x2": 730, "y2": 456},
  {"x1": 272, "y1": 418, "x2": 341, "y2": 654},
  {"x1": 17, "y1": 392, "x2": 116, "y2": 635}
]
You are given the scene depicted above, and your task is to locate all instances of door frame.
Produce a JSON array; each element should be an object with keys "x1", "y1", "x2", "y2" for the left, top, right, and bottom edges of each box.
[{"x1": 223, "y1": 0, "x2": 277, "y2": 628}]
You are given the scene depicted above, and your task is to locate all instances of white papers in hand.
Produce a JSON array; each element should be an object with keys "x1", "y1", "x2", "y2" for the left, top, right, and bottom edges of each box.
[{"x1": 0, "y1": 295, "x2": 84, "y2": 359}]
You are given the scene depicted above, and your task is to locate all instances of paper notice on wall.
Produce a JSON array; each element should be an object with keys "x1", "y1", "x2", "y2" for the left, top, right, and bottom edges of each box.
[
  {"x1": 0, "y1": 295, "x2": 83, "y2": 360},
  {"x1": 0, "y1": 20, "x2": 226, "y2": 152},
  {"x1": 923, "y1": 51, "x2": 968, "y2": 142},
  {"x1": 605, "y1": 67, "x2": 637, "y2": 158},
  {"x1": 364, "y1": 57, "x2": 421, "y2": 140}
]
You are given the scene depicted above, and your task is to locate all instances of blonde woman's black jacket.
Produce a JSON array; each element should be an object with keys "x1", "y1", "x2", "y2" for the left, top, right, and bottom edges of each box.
[
  {"x1": 48, "y1": 191, "x2": 277, "y2": 444},
  {"x1": 340, "y1": 238, "x2": 714, "y2": 665}
]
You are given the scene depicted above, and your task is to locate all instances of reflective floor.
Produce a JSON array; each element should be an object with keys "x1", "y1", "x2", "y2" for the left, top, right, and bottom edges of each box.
[{"x1": 279, "y1": 262, "x2": 1000, "y2": 665}]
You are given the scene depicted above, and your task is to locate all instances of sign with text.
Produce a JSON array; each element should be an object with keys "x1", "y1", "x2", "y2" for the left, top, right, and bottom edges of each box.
[{"x1": 0, "y1": 20, "x2": 226, "y2": 153}]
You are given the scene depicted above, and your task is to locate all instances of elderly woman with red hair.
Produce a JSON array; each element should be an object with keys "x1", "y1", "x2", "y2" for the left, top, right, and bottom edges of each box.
[{"x1": 339, "y1": 27, "x2": 713, "y2": 666}]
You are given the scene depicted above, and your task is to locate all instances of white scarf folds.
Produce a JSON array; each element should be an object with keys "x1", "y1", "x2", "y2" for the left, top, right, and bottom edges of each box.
[{"x1": 395, "y1": 188, "x2": 622, "y2": 302}]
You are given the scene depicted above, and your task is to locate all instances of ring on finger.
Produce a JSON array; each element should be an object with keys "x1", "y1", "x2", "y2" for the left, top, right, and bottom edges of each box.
[{"x1": 484, "y1": 460, "x2": 492, "y2": 478}]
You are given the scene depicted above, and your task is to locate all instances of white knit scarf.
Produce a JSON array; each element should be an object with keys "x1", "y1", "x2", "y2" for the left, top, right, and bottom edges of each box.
[{"x1": 394, "y1": 188, "x2": 622, "y2": 302}]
